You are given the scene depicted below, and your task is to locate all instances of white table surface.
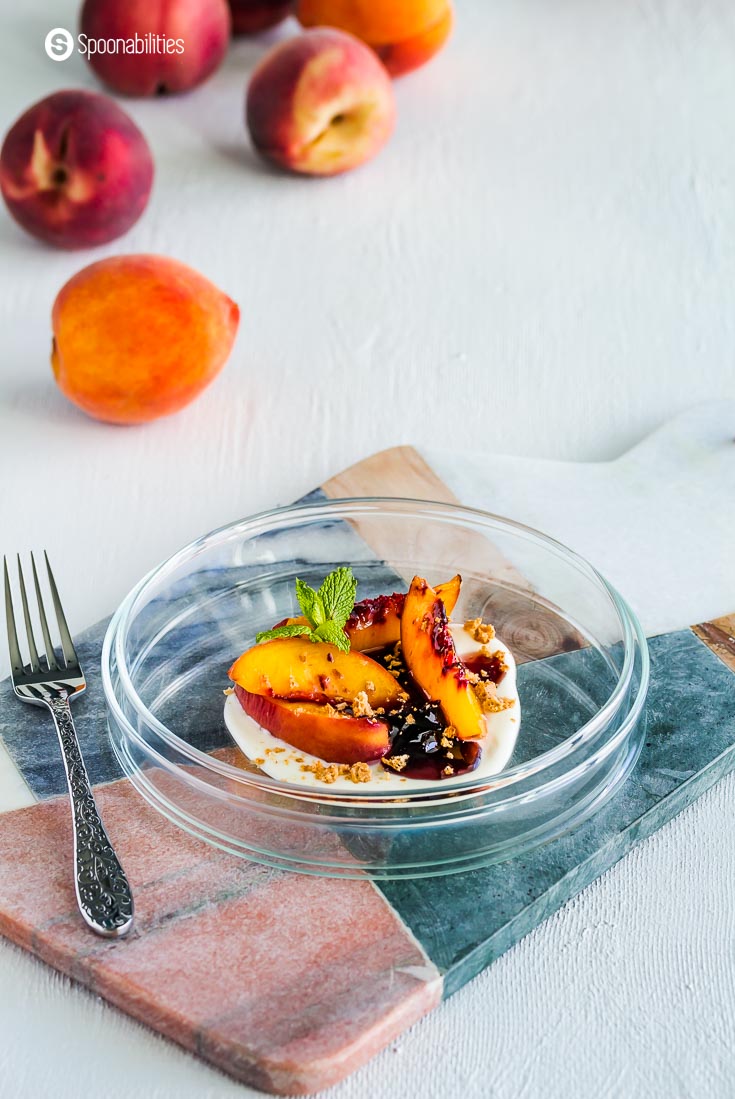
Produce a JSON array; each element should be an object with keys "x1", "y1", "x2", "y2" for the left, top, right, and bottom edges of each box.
[{"x1": 1, "y1": 1, "x2": 734, "y2": 1096}]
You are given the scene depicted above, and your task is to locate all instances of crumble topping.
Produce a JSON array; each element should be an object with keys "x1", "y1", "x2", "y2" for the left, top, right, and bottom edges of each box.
[
  {"x1": 487, "y1": 648, "x2": 508, "y2": 678},
  {"x1": 472, "y1": 678, "x2": 516, "y2": 714},
  {"x1": 223, "y1": 686, "x2": 234, "y2": 696},
  {"x1": 301, "y1": 760, "x2": 372, "y2": 783},
  {"x1": 440, "y1": 725, "x2": 457, "y2": 749},
  {"x1": 382, "y1": 754, "x2": 409, "y2": 773},
  {"x1": 351, "y1": 691, "x2": 375, "y2": 719},
  {"x1": 464, "y1": 617, "x2": 495, "y2": 644},
  {"x1": 384, "y1": 643, "x2": 403, "y2": 674}
]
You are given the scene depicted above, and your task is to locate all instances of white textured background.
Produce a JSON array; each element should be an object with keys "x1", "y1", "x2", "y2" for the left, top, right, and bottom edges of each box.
[{"x1": 1, "y1": 0, "x2": 734, "y2": 1096}]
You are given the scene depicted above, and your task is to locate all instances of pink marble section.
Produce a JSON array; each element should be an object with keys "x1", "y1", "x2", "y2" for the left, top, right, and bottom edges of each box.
[{"x1": 0, "y1": 780, "x2": 442, "y2": 1094}]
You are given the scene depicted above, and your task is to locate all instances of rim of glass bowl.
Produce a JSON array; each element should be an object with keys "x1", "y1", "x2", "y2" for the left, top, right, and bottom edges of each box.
[{"x1": 102, "y1": 497, "x2": 649, "y2": 806}]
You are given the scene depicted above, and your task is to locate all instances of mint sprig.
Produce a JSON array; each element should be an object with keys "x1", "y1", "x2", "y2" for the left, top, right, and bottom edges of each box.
[{"x1": 255, "y1": 566, "x2": 357, "y2": 652}]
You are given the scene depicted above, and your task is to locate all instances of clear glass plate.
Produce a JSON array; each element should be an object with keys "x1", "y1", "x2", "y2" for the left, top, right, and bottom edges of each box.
[{"x1": 102, "y1": 497, "x2": 649, "y2": 878}]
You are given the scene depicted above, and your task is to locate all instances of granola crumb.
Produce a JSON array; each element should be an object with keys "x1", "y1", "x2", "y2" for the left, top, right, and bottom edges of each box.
[
  {"x1": 301, "y1": 760, "x2": 340, "y2": 783},
  {"x1": 464, "y1": 617, "x2": 495, "y2": 644},
  {"x1": 325, "y1": 702, "x2": 338, "y2": 716},
  {"x1": 223, "y1": 686, "x2": 234, "y2": 696},
  {"x1": 404, "y1": 712, "x2": 416, "y2": 725},
  {"x1": 346, "y1": 762, "x2": 371, "y2": 784},
  {"x1": 254, "y1": 757, "x2": 265, "y2": 766},
  {"x1": 351, "y1": 690, "x2": 375, "y2": 719},
  {"x1": 273, "y1": 747, "x2": 286, "y2": 753},
  {"x1": 440, "y1": 726, "x2": 457, "y2": 749},
  {"x1": 383, "y1": 754, "x2": 409, "y2": 773},
  {"x1": 442, "y1": 765, "x2": 454, "y2": 777},
  {"x1": 300, "y1": 759, "x2": 373, "y2": 784},
  {"x1": 472, "y1": 679, "x2": 516, "y2": 713}
]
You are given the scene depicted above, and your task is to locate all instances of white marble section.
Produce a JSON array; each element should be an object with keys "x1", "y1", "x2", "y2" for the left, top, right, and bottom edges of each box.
[{"x1": 427, "y1": 403, "x2": 734, "y2": 638}]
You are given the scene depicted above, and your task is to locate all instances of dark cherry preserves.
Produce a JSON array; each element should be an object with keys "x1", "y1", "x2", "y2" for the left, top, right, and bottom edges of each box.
[{"x1": 371, "y1": 644, "x2": 483, "y2": 779}]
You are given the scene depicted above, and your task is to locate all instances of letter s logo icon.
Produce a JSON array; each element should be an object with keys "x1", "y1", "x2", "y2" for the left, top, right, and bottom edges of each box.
[{"x1": 45, "y1": 28, "x2": 74, "y2": 61}]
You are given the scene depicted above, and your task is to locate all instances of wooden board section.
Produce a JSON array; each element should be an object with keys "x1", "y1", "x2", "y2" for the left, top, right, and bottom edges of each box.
[{"x1": 693, "y1": 614, "x2": 735, "y2": 673}]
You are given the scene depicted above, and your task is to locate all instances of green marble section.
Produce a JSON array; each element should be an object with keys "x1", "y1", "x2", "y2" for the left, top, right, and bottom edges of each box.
[{"x1": 377, "y1": 629, "x2": 735, "y2": 997}]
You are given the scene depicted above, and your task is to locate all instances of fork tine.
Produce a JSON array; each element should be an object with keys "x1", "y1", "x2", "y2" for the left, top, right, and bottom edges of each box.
[
  {"x1": 31, "y1": 553, "x2": 59, "y2": 671},
  {"x1": 16, "y1": 556, "x2": 41, "y2": 673},
  {"x1": 44, "y1": 552, "x2": 78, "y2": 669},
  {"x1": 4, "y1": 557, "x2": 25, "y2": 677}
]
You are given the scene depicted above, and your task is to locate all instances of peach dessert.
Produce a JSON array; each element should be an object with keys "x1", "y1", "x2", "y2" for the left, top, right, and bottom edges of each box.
[{"x1": 225, "y1": 566, "x2": 521, "y2": 791}]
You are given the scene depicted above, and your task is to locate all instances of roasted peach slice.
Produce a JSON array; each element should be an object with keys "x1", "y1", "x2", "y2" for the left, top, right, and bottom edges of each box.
[
  {"x1": 228, "y1": 637, "x2": 404, "y2": 708},
  {"x1": 346, "y1": 574, "x2": 461, "y2": 651},
  {"x1": 400, "y1": 576, "x2": 485, "y2": 740},
  {"x1": 234, "y1": 685, "x2": 391, "y2": 764},
  {"x1": 273, "y1": 575, "x2": 462, "y2": 652}
]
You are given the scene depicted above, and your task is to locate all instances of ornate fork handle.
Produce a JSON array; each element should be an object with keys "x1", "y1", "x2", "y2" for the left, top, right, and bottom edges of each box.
[{"x1": 48, "y1": 695, "x2": 134, "y2": 937}]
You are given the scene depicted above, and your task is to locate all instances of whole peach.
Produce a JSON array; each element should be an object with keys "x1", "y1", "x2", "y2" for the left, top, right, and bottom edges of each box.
[
  {"x1": 246, "y1": 28, "x2": 395, "y2": 175},
  {"x1": 0, "y1": 90, "x2": 153, "y2": 249},
  {"x1": 297, "y1": 0, "x2": 453, "y2": 76},
  {"x1": 79, "y1": 0, "x2": 231, "y2": 96},
  {"x1": 229, "y1": 0, "x2": 294, "y2": 35},
  {"x1": 51, "y1": 255, "x2": 240, "y2": 424}
]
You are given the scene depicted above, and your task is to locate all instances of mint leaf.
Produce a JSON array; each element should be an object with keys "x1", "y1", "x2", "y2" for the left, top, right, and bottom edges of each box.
[
  {"x1": 295, "y1": 578, "x2": 325, "y2": 627},
  {"x1": 256, "y1": 568, "x2": 358, "y2": 651},
  {"x1": 256, "y1": 623, "x2": 313, "y2": 644},
  {"x1": 312, "y1": 620, "x2": 351, "y2": 652},
  {"x1": 317, "y1": 567, "x2": 357, "y2": 627}
]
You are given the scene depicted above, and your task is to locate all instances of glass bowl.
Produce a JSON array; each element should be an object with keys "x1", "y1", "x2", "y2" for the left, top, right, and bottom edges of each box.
[{"x1": 102, "y1": 497, "x2": 649, "y2": 879}]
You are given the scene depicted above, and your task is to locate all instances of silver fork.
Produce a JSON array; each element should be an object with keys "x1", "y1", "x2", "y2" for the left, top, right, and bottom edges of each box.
[{"x1": 4, "y1": 553, "x2": 133, "y2": 938}]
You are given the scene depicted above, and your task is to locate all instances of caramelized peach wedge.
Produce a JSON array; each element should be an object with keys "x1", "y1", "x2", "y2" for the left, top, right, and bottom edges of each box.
[{"x1": 224, "y1": 566, "x2": 520, "y2": 787}]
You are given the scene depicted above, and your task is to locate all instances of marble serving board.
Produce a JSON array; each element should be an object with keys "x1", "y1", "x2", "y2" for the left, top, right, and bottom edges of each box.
[{"x1": 0, "y1": 406, "x2": 733, "y2": 1095}]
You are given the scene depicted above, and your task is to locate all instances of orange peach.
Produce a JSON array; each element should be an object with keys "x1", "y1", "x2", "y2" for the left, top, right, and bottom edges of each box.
[
  {"x1": 229, "y1": 0, "x2": 294, "y2": 34},
  {"x1": 245, "y1": 28, "x2": 395, "y2": 175},
  {"x1": 79, "y1": 0, "x2": 231, "y2": 96},
  {"x1": 297, "y1": 0, "x2": 453, "y2": 76},
  {"x1": 401, "y1": 576, "x2": 485, "y2": 740},
  {"x1": 51, "y1": 255, "x2": 239, "y2": 424},
  {"x1": 234, "y1": 685, "x2": 391, "y2": 763},
  {"x1": 229, "y1": 637, "x2": 404, "y2": 708},
  {"x1": 373, "y1": 5, "x2": 452, "y2": 77},
  {"x1": 0, "y1": 90, "x2": 153, "y2": 249}
]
